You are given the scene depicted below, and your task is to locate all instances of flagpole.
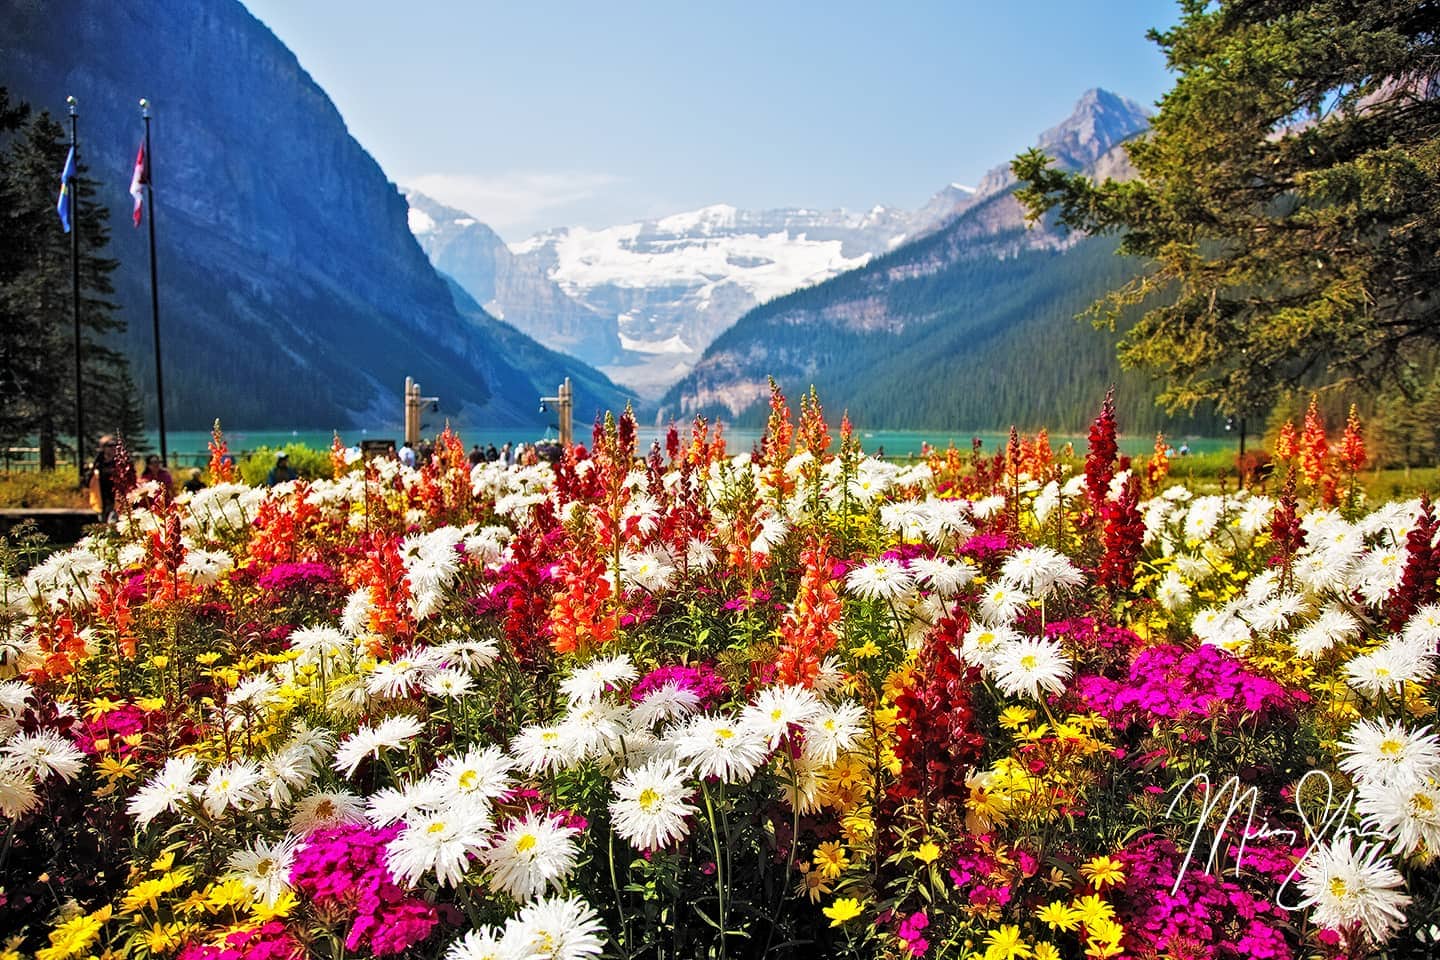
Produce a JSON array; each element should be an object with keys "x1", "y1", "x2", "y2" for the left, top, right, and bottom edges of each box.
[
  {"x1": 67, "y1": 95, "x2": 86, "y2": 487},
  {"x1": 140, "y1": 98, "x2": 167, "y2": 465}
]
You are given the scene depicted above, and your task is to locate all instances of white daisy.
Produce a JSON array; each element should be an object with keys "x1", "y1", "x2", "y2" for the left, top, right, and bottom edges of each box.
[
  {"x1": 386, "y1": 801, "x2": 493, "y2": 887},
  {"x1": 1338, "y1": 719, "x2": 1440, "y2": 788},
  {"x1": 675, "y1": 714, "x2": 770, "y2": 783},
  {"x1": 1357, "y1": 776, "x2": 1440, "y2": 858},
  {"x1": 1244, "y1": 592, "x2": 1306, "y2": 633},
  {"x1": 366, "y1": 779, "x2": 449, "y2": 827},
  {"x1": 227, "y1": 833, "x2": 303, "y2": 906},
  {"x1": 685, "y1": 539, "x2": 718, "y2": 572},
  {"x1": 960, "y1": 623, "x2": 1020, "y2": 669},
  {"x1": 907, "y1": 557, "x2": 975, "y2": 597},
  {"x1": 444, "y1": 926, "x2": 528, "y2": 960},
  {"x1": 1355, "y1": 548, "x2": 1406, "y2": 606},
  {"x1": 609, "y1": 759, "x2": 696, "y2": 851},
  {"x1": 509, "y1": 895, "x2": 606, "y2": 960},
  {"x1": 423, "y1": 668, "x2": 475, "y2": 699},
  {"x1": 179, "y1": 548, "x2": 234, "y2": 587},
  {"x1": 620, "y1": 549, "x2": 677, "y2": 593},
  {"x1": 1155, "y1": 570, "x2": 1192, "y2": 611},
  {"x1": 127, "y1": 755, "x2": 202, "y2": 827},
  {"x1": 479, "y1": 813, "x2": 581, "y2": 902},
  {"x1": 559, "y1": 700, "x2": 630, "y2": 764},
  {"x1": 437, "y1": 745, "x2": 515, "y2": 804},
  {"x1": 437, "y1": 638, "x2": 501, "y2": 671},
  {"x1": 560, "y1": 654, "x2": 637, "y2": 705},
  {"x1": 741, "y1": 685, "x2": 823, "y2": 749},
  {"x1": 630, "y1": 681, "x2": 703, "y2": 729},
  {"x1": 289, "y1": 626, "x2": 352, "y2": 667},
  {"x1": 991, "y1": 636, "x2": 1073, "y2": 700},
  {"x1": 333, "y1": 714, "x2": 424, "y2": 777},
  {"x1": 999, "y1": 546, "x2": 1084, "y2": 598},
  {"x1": 1, "y1": 730, "x2": 86, "y2": 782},
  {"x1": 0, "y1": 761, "x2": 38, "y2": 818},
  {"x1": 778, "y1": 751, "x2": 827, "y2": 815},
  {"x1": 1345, "y1": 640, "x2": 1435, "y2": 699},
  {"x1": 844, "y1": 559, "x2": 916, "y2": 602},
  {"x1": 801, "y1": 700, "x2": 866, "y2": 765},
  {"x1": 289, "y1": 790, "x2": 368, "y2": 834},
  {"x1": 510, "y1": 725, "x2": 571, "y2": 775},
  {"x1": 1296, "y1": 836, "x2": 1411, "y2": 944},
  {"x1": 340, "y1": 589, "x2": 374, "y2": 637},
  {"x1": 229, "y1": 674, "x2": 281, "y2": 711},
  {"x1": 202, "y1": 760, "x2": 265, "y2": 817},
  {"x1": 1293, "y1": 608, "x2": 1363, "y2": 659},
  {"x1": 977, "y1": 581, "x2": 1029, "y2": 625}
]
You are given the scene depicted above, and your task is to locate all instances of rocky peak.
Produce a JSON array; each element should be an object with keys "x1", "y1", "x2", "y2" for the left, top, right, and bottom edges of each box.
[{"x1": 1034, "y1": 87, "x2": 1152, "y2": 170}]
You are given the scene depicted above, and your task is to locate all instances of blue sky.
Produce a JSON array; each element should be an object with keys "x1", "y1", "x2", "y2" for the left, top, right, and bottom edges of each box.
[{"x1": 241, "y1": 1, "x2": 1177, "y2": 241}]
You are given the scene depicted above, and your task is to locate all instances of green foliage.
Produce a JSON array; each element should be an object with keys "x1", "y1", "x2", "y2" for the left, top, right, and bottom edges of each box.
[
  {"x1": 236, "y1": 443, "x2": 332, "y2": 486},
  {"x1": 0, "y1": 470, "x2": 89, "y2": 509},
  {"x1": 1012, "y1": 0, "x2": 1440, "y2": 418}
]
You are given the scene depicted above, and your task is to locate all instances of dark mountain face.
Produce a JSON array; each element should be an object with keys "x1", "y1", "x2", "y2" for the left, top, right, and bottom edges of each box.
[{"x1": 0, "y1": 0, "x2": 626, "y2": 430}]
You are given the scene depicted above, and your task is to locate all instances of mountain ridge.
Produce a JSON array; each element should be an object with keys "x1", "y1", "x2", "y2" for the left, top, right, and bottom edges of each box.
[
  {"x1": 0, "y1": 0, "x2": 632, "y2": 431},
  {"x1": 408, "y1": 88, "x2": 1151, "y2": 398}
]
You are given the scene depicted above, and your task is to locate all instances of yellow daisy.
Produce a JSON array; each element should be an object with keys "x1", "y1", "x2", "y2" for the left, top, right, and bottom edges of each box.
[
  {"x1": 1080, "y1": 855, "x2": 1126, "y2": 889},
  {"x1": 822, "y1": 897, "x2": 863, "y2": 926},
  {"x1": 813, "y1": 841, "x2": 850, "y2": 879}
]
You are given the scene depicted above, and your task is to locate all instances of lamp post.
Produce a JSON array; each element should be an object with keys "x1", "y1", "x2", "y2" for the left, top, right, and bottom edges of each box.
[
  {"x1": 539, "y1": 377, "x2": 573, "y2": 449},
  {"x1": 403, "y1": 377, "x2": 439, "y2": 446}
]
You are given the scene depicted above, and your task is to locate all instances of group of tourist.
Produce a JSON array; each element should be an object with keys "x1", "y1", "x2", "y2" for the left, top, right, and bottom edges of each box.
[{"x1": 85, "y1": 434, "x2": 206, "y2": 520}]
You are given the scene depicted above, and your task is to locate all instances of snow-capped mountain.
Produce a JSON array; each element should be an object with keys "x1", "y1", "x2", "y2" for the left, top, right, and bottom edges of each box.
[
  {"x1": 505, "y1": 203, "x2": 915, "y2": 394},
  {"x1": 405, "y1": 88, "x2": 1150, "y2": 397}
]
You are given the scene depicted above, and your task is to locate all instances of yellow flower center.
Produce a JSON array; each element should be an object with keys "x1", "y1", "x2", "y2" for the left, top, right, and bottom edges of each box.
[
  {"x1": 1329, "y1": 877, "x2": 1349, "y2": 899},
  {"x1": 458, "y1": 770, "x2": 479, "y2": 790},
  {"x1": 1413, "y1": 792, "x2": 1435, "y2": 813},
  {"x1": 427, "y1": 820, "x2": 448, "y2": 834},
  {"x1": 1380, "y1": 738, "x2": 1404, "y2": 757},
  {"x1": 771, "y1": 709, "x2": 784, "y2": 722},
  {"x1": 1021, "y1": 655, "x2": 1038, "y2": 670},
  {"x1": 717, "y1": 728, "x2": 734, "y2": 740},
  {"x1": 638, "y1": 787, "x2": 662, "y2": 813},
  {"x1": 516, "y1": 833, "x2": 537, "y2": 853}
]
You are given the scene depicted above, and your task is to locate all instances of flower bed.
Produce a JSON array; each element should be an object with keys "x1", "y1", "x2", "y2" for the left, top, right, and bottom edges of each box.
[{"x1": 2, "y1": 393, "x2": 1437, "y2": 960}]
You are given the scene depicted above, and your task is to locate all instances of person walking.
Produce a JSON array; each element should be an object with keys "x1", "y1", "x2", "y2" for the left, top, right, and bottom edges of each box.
[{"x1": 87, "y1": 435, "x2": 119, "y2": 520}]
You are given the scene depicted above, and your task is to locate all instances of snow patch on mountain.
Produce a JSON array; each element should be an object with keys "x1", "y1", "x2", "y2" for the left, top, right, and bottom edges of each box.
[{"x1": 540, "y1": 221, "x2": 874, "y2": 304}]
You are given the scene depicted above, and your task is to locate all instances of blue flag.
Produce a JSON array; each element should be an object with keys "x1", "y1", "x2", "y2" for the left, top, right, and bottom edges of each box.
[{"x1": 56, "y1": 147, "x2": 74, "y2": 233}]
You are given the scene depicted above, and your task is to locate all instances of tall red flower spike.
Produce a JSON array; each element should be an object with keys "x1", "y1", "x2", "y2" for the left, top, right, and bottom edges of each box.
[
  {"x1": 1084, "y1": 387, "x2": 1118, "y2": 513},
  {"x1": 1389, "y1": 494, "x2": 1440, "y2": 631}
]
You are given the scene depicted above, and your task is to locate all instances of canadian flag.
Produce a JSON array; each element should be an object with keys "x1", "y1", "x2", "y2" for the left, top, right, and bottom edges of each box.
[{"x1": 129, "y1": 142, "x2": 148, "y2": 227}]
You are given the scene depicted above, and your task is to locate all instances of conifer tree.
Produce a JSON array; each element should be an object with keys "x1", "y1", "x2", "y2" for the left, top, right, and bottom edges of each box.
[
  {"x1": 1012, "y1": 0, "x2": 1440, "y2": 417},
  {"x1": 0, "y1": 88, "x2": 131, "y2": 469}
]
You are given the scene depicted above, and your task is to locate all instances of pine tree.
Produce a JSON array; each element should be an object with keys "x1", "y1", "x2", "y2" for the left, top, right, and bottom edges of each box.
[
  {"x1": 1012, "y1": 0, "x2": 1440, "y2": 417},
  {"x1": 0, "y1": 88, "x2": 130, "y2": 471}
]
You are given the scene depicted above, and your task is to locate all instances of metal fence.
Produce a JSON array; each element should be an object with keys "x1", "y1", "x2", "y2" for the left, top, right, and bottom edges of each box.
[{"x1": 3, "y1": 448, "x2": 212, "y2": 473}]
